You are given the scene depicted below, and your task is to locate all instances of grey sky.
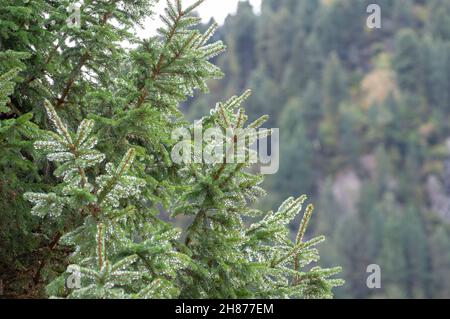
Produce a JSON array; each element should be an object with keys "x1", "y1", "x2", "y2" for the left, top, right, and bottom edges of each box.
[{"x1": 137, "y1": 0, "x2": 261, "y2": 38}]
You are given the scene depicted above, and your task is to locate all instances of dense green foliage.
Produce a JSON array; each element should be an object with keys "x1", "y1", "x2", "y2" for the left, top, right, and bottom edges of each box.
[
  {"x1": 0, "y1": 0, "x2": 342, "y2": 298},
  {"x1": 186, "y1": 0, "x2": 450, "y2": 298}
]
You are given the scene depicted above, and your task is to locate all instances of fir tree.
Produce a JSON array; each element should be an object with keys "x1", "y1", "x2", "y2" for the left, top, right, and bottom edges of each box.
[
  {"x1": 393, "y1": 29, "x2": 423, "y2": 93},
  {"x1": 1, "y1": 0, "x2": 342, "y2": 298}
]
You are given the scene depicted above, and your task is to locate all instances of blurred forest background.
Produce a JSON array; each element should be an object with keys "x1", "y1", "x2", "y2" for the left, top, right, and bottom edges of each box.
[{"x1": 184, "y1": 0, "x2": 450, "y2": 298}]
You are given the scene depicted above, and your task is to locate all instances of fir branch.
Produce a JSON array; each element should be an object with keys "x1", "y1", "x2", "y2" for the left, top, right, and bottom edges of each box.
[
  {"x1": 24, "y1": 33, "x2": 66, "y2": 85},
  {"x1": 55, "y1": 9, "x2": 114, "y2": 109},
  {"x1": 97, "y1": 148, "x2": 137, "y2": 204},
  {"x1": 55, "y1": 53, "x2": 90, "y2": 109},
  {"x1": 295, "y1": 204, "x2": 315, "y2": 248},
  {"x1": 97, "y1": 223, "x2": 105, "y2": 269},
  {"x1": 185, "y1": 209, "x2": 207, "y2": 247},
  {"x1": 32, "y1": 232, "x2": 62, "y2": 285},
  {"x1": 294, "y1": 204, "x2": 315, "y2": 284},
  {"x1": 135, "y1": 1, "x2": 186, "y2": 109}
]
